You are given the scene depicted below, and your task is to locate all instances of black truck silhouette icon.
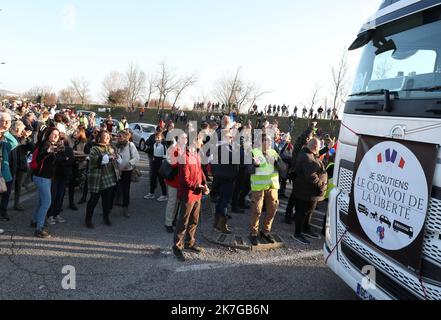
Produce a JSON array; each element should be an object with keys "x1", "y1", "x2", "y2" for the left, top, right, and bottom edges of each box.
[
  {"x1": 380, "y1": 215, "x2": 392, "y2": 228},
  {"x1": 358, "y1": 204, "x2": 369, "y2": 216},
  {"x1": 393, "y1": 220, "x2": 414, "y2": 239}
]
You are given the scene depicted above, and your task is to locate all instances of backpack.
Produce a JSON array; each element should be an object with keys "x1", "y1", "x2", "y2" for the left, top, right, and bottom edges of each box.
[{"x1": 29, "y1": 147, "x2": 48, "y2": 174}]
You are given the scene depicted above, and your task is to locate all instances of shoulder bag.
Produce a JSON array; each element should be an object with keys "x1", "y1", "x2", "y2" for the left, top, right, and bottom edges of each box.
[{"x1": 129, "y1": 143, "x2": 142, "y2": 183}]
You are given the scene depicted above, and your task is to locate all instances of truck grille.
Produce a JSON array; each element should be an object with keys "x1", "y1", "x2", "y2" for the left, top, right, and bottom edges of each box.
[{"x1": 338, "y1": 223, "x2": 441, "y2": 300}]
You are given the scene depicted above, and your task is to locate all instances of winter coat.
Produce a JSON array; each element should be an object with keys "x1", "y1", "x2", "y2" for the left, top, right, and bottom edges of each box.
[
  {"x1": 9, "y1": 135, "x2": 34, "y2": 175},
  {"x1": 32, "y1": 141, "x2": 58, "y2": 180},
  {"x1": 117, "y1": 142, "x2": 140, "y2": 172},
  {"x1": 178, "y1": 149, "x2": 207, "y2": 203},
  {"x1": 211, "y1": 142, "x2": 239, "y2": 182},
  {"x1": 87, "y1": 143, "x2": 119, "y2": 194},
  {"x1": 54, "y1": 145, "x2": 75, "y2": 182},
  {"x1": 294, "y1": 147, "x2": 328, "y2": 202}
]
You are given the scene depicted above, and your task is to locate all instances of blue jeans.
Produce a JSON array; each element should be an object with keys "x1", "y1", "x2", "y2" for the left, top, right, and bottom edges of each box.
[
  {"x1": 215, "y1": 180, "x2": 234, "y2": 218},
  {"x1": 32, "y1": 176, "x2": 52, "y2": 231}
]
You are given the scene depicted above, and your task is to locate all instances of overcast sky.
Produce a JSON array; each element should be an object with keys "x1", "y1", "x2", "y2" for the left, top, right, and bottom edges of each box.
[{"x1": 0, "y1": 0, "x2": 383, "y2": 109}]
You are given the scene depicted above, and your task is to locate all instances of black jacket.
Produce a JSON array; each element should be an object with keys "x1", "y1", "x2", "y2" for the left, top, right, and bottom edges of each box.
[
  {"x1": 211, "y1": 143, "x2": 239, "y2": 181},
  {"x1": 33, "y1": 142, "x2": 57, "y2": 179},
  {"x1": 54, "y1": 145, "x2": 75, "y2": 182},
  {"x1": 10, "y1": 136, "x2": 35, "y2": 175},
  {"x1": 145, "y1": 134, "x2": 157, "y2": 158},
  {"x1": 294, "y1": 147, "x2": 328, "y2": 202}
]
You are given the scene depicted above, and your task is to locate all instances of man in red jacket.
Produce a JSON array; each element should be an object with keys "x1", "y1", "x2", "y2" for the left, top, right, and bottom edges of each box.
[{"x1": 173, "y1": 134, "x2": 210, "y2": 262}]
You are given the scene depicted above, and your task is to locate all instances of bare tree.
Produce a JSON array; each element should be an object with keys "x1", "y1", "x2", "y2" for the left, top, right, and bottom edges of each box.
[
  {"x1": 107, "y1": 88, "x2": 128, "y2": 106},
  {"x1": 145, "y1": 73, "x2": 157, "y2": 109},
  {"x1": 330, "y1": 50, "x2": 350, "y2": 117},
  {"x1": 59, "y1": 87, "x2": 78, "y2": 104},
  {"x1": 155, "y1": 62, "x2": 176, "y2": 112},
  {"x1": 102, "y1": 71, "x2": 125, "y2": 103},
  {"x1": 125, "y1": 63, "x2": 146, "y2": 111},
  {"x1": 309, "y1": 84, "x2": 321, "y2": 109},
  {"x1": 171, "y1": 74, "x2": 198, "y2": 109},
  {"x1": 214, "y1": 67, "x2": 259, "y2": 113},
  {"x1": 247, "y1": 87, "x2": 271, "y2": 113},
  {"x1": 23, "y1": 86, "x2": 54, "y2": 103},
  {"x1": 70, "y1": 77, "x2": 90, "y2": 105}
]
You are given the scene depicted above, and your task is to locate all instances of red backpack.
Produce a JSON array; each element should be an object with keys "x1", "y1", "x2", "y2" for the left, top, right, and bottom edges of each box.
[
  {"x1": 29, "y1": 147, "x2": 41, "y2": 172},
  {"x1": 29, "y1": 147, "x2": 48, "y2": 174}
]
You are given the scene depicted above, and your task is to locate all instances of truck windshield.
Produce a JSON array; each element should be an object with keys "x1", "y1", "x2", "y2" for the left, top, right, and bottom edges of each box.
[{"x1": 350, "y1": 18, "x2": 441, "y2": 101}]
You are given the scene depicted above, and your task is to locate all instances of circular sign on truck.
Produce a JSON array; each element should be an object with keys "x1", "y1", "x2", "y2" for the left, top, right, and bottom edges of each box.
[{"x1": 354, "y1": 141, "x2": 428, "y2": 251}]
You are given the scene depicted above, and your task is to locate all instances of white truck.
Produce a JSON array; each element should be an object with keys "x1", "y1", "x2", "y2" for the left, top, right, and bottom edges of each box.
[{"x1": 325, "y1": 0, "x2": 441, "y2": 300}]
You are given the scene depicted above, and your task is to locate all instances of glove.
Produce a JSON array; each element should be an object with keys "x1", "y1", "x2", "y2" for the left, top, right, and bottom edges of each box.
[{"x1": 101, "y1": 154, "x2": 110, "y2": 165}]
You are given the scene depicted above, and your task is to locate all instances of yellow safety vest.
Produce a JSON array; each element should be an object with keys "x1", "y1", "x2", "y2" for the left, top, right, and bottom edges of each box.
[
  {"x1": 251, "y1": 148, "x2": 280, "y2": 192},
  {"x1": 325, "y1": 162, "x2": 335, "y2": 199}
]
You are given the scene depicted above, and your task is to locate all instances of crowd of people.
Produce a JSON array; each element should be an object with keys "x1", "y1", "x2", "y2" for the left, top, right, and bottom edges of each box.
[
  {"x1": 0, "y1": 101, "x2": 140, "y2": 238},
  {"x1": 0, "y1": 99, "x2": 337, "y2": 263},
  {"x1": 142, "y1": 115, "x2": 336, "y2": 261}
]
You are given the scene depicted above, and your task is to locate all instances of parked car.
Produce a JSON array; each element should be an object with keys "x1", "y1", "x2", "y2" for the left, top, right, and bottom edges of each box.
[{"x1": 129, "y1": 123, "x2": 157, "y2": 150}]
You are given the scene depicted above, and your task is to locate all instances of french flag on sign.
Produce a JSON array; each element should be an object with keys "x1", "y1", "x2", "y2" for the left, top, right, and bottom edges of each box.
[
  {"x1": 377, "y1": 149, "x2": 406, "y2": 169},
  {"x1": 399, "y1": 158, "x2": 406, "y2": 169}
]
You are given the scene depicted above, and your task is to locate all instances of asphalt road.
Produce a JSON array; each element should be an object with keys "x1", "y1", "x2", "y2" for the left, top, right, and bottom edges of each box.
[{"x1": 0, "y1": 153, "x2": 355, "y2": 300}]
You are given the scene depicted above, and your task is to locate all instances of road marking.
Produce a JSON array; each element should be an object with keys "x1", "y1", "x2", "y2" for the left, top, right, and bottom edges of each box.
[{"x1": 175, "y1": 250, "x2": 323, "y2": 273}]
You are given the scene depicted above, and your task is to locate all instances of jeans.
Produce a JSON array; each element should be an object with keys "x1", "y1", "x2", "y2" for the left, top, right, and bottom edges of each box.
[
  {"x1": 215, "y1": 180, "x2": 234, "y2": 218},
  {"x1": 47, "y1": 178, "x2": 67, "y2": 218},
  {"x1": 32, "y1": 176, "x2": 52, "y2": 231},
  {"x1": 231, "y1": 168, "x2": 250, "y2": 209}
]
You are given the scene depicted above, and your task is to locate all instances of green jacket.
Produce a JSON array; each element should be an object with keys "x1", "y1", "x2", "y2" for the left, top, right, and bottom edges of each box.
[{"x1": 87, "y1": 143, "x2": 119, "y2": 194}]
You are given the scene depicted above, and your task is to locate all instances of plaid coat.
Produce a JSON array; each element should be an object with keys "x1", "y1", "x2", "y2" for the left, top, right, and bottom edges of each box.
[{"x1": 87, "y1": 143, "x2": 119, "y2": 194}]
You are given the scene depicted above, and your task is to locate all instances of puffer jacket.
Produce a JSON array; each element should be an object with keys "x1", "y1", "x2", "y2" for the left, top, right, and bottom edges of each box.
[{"x1": 294, "y1": 147, "x2": 328, "y2": 202}]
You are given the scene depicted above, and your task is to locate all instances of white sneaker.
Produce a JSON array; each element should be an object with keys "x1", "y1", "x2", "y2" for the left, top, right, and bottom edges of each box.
[
  {"x1": 55, "y1": 216, "x2": 66, "y2": 224},
  {"x1": 144, "y1": 194, "x2": 155, "y2": 200},
  {"x1": 47, "y1": 217, "x2": 57, "y2": 225},
  {"x1": 0, "y1": 228, "x2": 4, "y2": 234},
  {"x1": 157, "y1": 196, "x2": 168, "y2": 202}
]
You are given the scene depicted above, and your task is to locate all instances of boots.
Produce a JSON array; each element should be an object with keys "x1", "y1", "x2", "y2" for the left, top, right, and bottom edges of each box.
[{"x1": 217, "y1": 216, "x2": 232, "y2": 235}]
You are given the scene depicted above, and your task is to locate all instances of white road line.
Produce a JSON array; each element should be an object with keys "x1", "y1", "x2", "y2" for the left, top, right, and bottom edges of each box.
[{"x1": 175, "y1": 250, "x2": 323, "y2": 273}]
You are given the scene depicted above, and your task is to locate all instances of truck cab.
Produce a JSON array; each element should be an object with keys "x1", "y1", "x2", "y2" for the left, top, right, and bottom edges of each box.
[{"x1": 325, "y1": 0, "x2": 441, "y2": 300}]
